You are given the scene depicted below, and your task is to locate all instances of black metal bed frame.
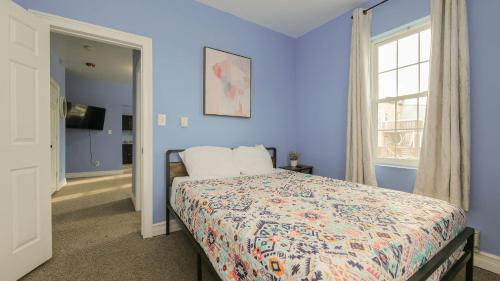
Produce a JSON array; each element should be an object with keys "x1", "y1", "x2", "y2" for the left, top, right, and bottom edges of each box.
[{"x1": 165, "y1": 148, "x2": 474, "y2": 281}]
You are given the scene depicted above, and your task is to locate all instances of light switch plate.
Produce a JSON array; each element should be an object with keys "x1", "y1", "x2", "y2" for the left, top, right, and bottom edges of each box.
[
  {"x1": 158, "y1": 114, "x2": 167, "y2": 126},
  {"x1": 108, "y1": 129, "x2": 112, "y2": 135},
  {"x1": 180, "y1": 116, "x2": 189, "y2": 128}
]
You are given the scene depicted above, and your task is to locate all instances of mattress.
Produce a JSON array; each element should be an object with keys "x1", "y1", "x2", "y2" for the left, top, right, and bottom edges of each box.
[
  {"x1": 170, "y1": 169, "x2": 286, "y2": 209},
  {"x1": 171, "y1": 176, "x2": 193, "y2": 208},
  {"x1": 171, "y1": 171, "x2": 466, "y2": 281}
]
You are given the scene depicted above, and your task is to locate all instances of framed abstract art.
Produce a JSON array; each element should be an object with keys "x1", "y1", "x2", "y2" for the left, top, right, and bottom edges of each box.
[{"x1": 204, "y1": 47, "x2": 252, "y2": 118}]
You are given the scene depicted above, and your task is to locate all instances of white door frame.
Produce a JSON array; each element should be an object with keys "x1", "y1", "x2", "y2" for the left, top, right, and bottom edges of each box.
[
  {"x1": 32, "y1": 11, "x2": 154, "y2": 238},
  {"x1": 50, "y1": 78, "x2": 60, "y2": 194}
]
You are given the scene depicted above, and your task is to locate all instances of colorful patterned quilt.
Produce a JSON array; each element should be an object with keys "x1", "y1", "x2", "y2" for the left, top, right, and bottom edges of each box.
[{"x1": 173, "y1": 171, "x2": 466, "y2": 281}]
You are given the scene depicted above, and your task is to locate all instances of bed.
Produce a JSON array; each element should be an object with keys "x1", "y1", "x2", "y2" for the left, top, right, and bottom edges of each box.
[{"x1": 165, "y1": 147, "x2": 474, "y2": 281}]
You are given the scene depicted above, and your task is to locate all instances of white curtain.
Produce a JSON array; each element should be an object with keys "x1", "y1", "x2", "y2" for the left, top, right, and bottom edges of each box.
[
  {"x1": 414, "y1": 0, "x2": 470, "y2": 210},
  {"x1": 345, "y1": 9, "x2": 378, "y2": 186}
]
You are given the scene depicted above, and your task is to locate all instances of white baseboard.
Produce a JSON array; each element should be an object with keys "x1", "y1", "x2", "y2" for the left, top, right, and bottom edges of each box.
[
  {"x1": 58, "y1": 178, "x2": 67, "y2": 190},
  {"x1": 66, "y1": 169, "x2": 123, "y2": 179},
  {"x1": 151, "y1": 219, "x2": 181, "y2": 236},
  {"x1": 475, "y1": 251, "x2": 500, "y2": 275}
]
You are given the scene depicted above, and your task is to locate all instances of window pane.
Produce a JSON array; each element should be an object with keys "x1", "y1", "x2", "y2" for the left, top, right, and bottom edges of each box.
[
  {"x1": 378, "y1": 70, "x2": 397, "y2": 98},
  {"x1": 378, "y1": 41, "x2": 397, "y2": 72},
  {"x1": 377, "y1": 130, "x2": 396, "y2": 159},
  {"x1": 418, "y1": 97, "x2": 427, "y2": 128},
  {"x1": 396, "y1": 98, "x2": 418, "y2": 129},
  {"x1": 420, "y1": 29, "x2": 431, "y2": 62},
  {"x1": 398, "y1": 65, "x2": 419, "y2": 96},
  {"x1": 378, "y1": 101, "x2": 395, "y2": 130},
  {"x1": 398, "y1": 33, "x2": 419, "y2": 67},
  {"x1": 420, "y1": 62, "x2": 429, "y2": 92},
  {"x1": 395, "y1": 130, "x2": 419, "y2": 160}
]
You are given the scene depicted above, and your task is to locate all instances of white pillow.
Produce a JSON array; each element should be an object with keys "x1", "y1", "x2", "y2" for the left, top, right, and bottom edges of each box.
[
  {"x1": 234, "y1": 145, "x2": 274, "y2": 175},
  {"x1": 179, "y1": 146, "x2": 240, "y2": 179}
]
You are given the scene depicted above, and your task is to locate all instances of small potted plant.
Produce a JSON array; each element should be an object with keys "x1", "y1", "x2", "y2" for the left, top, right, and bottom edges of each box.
[{"x1": 288, "y1": 151, "x2": 299, "y2": 167}]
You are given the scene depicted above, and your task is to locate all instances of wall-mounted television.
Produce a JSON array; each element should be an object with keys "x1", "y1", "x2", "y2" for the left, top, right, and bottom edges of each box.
[{"x1": 65, "y1": 102, "x2": 106, "y2": 130}]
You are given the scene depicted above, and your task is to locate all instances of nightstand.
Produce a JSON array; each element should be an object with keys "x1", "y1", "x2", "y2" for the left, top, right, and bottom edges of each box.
[{"x1": 280, "y1": 165, "x2": 314, "y2": 175}]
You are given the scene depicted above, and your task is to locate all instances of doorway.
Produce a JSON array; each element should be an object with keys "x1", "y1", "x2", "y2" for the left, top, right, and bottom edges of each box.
[
  {"x1": 49, "y1": 30, "x2": 139, "y2": 229},
  {"x1": 34, "y1": 11, "x2": 154, "y2": 238}
]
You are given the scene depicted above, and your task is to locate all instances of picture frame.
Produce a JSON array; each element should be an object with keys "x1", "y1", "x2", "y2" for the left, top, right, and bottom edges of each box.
[{"x1": 203, "y1": 47, "x2": 252, "y2": 118}]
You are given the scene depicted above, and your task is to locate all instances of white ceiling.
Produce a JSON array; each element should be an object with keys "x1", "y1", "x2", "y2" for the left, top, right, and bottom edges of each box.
[
  {"x1": 51, "y1": 33, "x2": 133, "y2": 83},
  {"x1": 196, "y1": 0, "x2": 368, "y2": 38}
]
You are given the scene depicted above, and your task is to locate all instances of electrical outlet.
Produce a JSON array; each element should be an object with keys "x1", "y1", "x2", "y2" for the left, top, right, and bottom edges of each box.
[
  {"x1": 158, "y1": 114, "x2": 167, "y2": 126},
  {"x1": 180, "y1": 116, "x2": 189, "y2": 128},
  {"x1": 94, "y1": 160, "x2": 100, "y2": 167}
]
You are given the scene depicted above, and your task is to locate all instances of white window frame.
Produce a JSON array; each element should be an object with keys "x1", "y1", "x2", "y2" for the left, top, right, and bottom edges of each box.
[{"x1": 371, "y1": 19, "x2": 431, "y2": 168}]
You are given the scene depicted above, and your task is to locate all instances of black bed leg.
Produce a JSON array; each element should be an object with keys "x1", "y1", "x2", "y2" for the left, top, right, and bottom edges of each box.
[
  {"x1": 466, "y1": 252, "x2": 474, "y2": 281},
  {"x1": 197, "y1": 252, "x2": 202, "y2": 281},
  {"x1": 166, "y1": 208, "x2": 170, "y2": 235},
  {"x1": 465, "y1": 231, "x2": 474, "y2": 281}
]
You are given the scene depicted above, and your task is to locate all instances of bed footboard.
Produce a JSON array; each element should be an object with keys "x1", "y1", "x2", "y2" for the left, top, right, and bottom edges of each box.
[{"x1": 408, "y1": 227, "x2": 474, "y2": 281}]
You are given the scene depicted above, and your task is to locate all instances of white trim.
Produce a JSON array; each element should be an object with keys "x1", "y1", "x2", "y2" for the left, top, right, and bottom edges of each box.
[
  {"x1": 58, "y1": 178, "x2": 67, "y2": 190},
  {"x1": 372, "y1": 16, "x2": 431, "y2": 43},
  {"x1": 475, "y1": 251, "x2": 500, "y2": 275},
  {"x1": 151, "y1": 219, "x2": 182, "y2": 237},
  {"x1": 376, "y1": 158, "x2": 419, "y2": 168},
  {"x1": 130, "y1": 190, "x2": 140, "y2": 212},
  {"x1": 66, "y1": 170, "x2": 123, "y2": 179},
  {"x1": 130, "y1": 192, "x2": 137, "y2": 210},
  {"x1": 375, "y1": 163, "x2": 417, "y2": 170},
  {"x1": 31, "y1": 10, "x2": 154, "y2": 238}
]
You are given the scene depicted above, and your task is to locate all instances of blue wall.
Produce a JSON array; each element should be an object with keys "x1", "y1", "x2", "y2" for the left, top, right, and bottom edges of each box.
[
  {"x1": 15, "y1": 0, "x2": 298, "y2": 224},
  {"x1": 467, "y1": 0, "x2": 500, "y2": 257},
  {"x1": 295, "y1": 0, "x2": 500, "y2": 255},
  {"x1": 65, "y1": 74, "x2": 133, "y2": 173},
  {"x1": 19, "y1": 0, "x2": 500, "y2": 256},
  {"x1": 295, "y1": 10, "x2": 352, "y2": 180},
  {"x1": 50, "y1": 51, "x2": 66, "y2": 182}
]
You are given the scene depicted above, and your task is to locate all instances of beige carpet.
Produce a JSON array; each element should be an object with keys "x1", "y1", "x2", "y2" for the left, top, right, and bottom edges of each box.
[{"x1": 21, "y1": 169, "x2": 498, "y2": 281}]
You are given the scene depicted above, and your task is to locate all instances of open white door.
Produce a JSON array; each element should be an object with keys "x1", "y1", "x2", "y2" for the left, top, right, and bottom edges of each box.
[
  {"x1": 0, "y1": 0, "x2": 52, "y2": 280},
  {"x1": 50, "y1": 79, "x2": 60, "y2": 194}
]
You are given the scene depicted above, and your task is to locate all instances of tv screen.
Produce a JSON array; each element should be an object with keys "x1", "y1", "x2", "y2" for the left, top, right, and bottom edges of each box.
[{"x1": 66, "y1": 102, "x2": 106, "y2": 130}]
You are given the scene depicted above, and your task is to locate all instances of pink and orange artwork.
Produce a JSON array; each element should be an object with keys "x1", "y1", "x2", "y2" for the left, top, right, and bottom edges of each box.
[{"x1": 204, "y1": 47, "x2": 251, "y2": 118}]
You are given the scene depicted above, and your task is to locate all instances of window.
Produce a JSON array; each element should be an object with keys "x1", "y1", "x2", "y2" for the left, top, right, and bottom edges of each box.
[{"x1": 372, "y1": 22, "x2": 431, "y2": 167}]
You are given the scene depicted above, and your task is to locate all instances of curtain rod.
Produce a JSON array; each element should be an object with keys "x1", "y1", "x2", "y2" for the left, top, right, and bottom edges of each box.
[{"x1": 351, "y1": 0, "x2": 391, "y2": 19}]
